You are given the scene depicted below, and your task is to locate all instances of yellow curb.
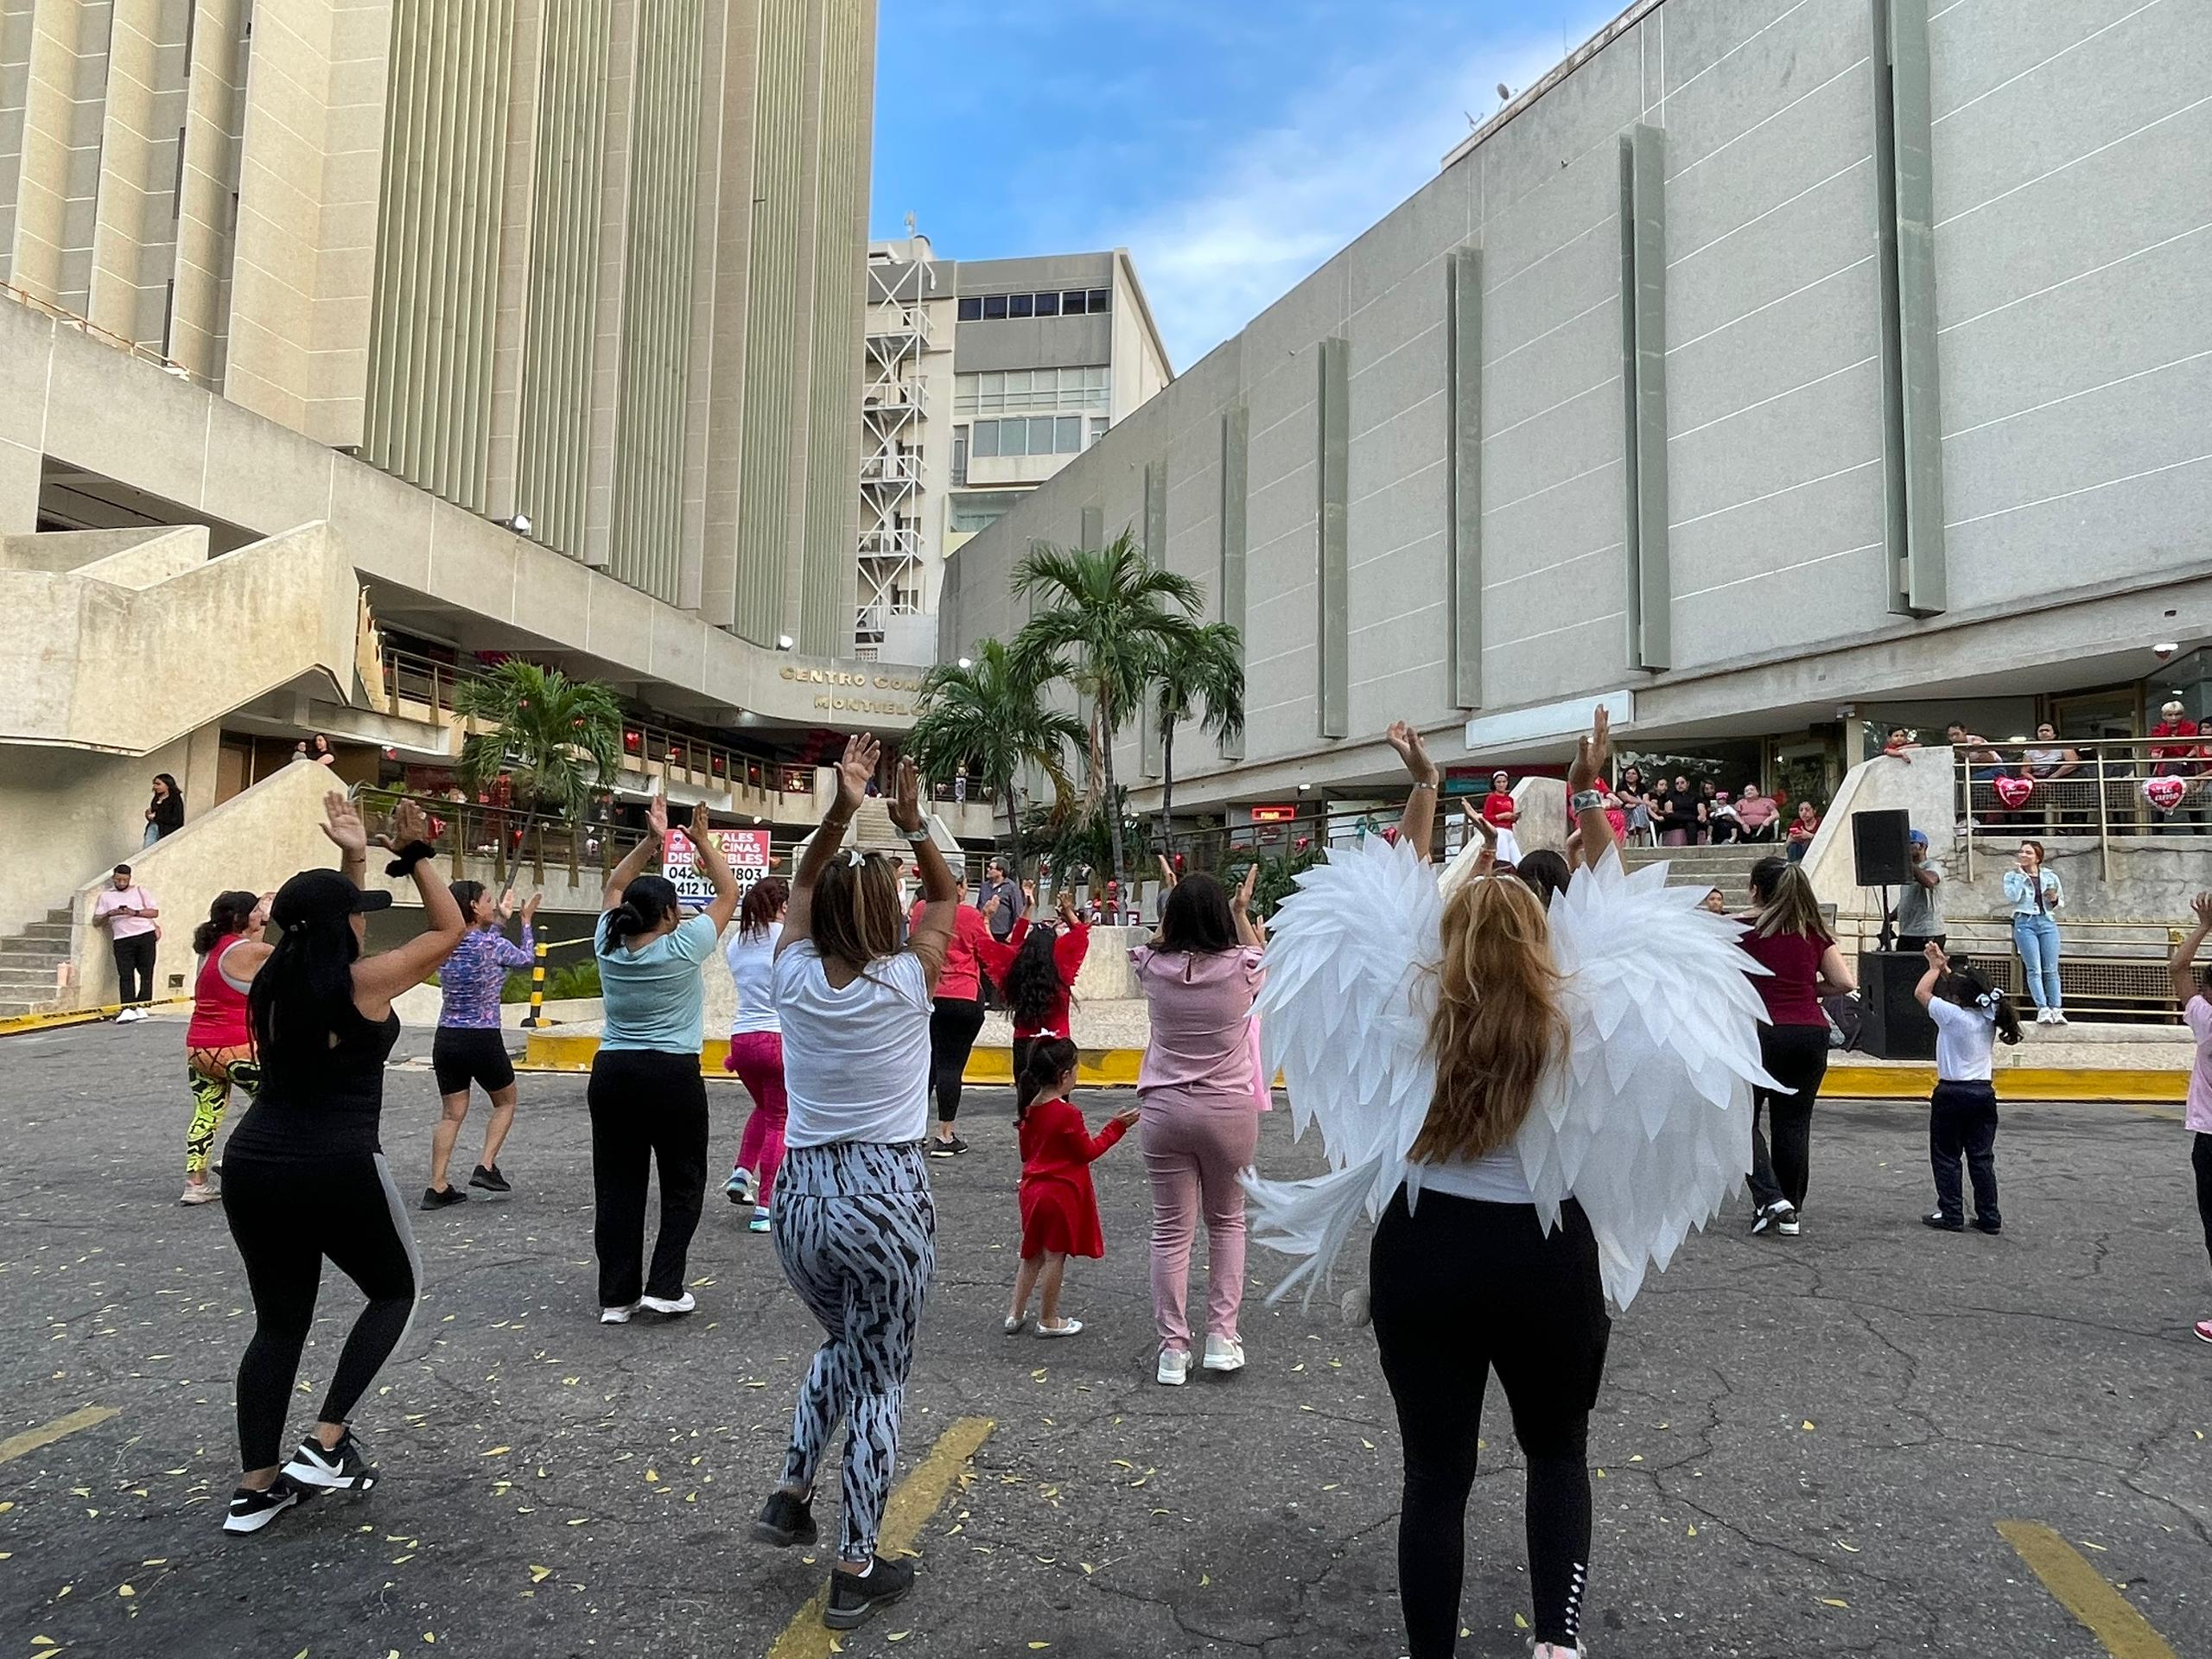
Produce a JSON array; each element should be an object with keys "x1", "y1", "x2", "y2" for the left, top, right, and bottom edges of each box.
[
  {"x1": 519, "y1": 1031, "x2": 1150, "y2": 1087},
  {"x1": 1825, "y1": 1065, "x2": 2187, "y2": 1103},
  {"x1": 0, "y1": 998, "x2": 190, "y2": 1038}
]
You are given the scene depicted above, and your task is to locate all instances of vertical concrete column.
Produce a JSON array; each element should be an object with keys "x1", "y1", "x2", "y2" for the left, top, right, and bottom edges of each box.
[
  {"x1": 1446, "y1": 246, "x2": 1483, "y2": 709},
  {"x1": 1218, "y1": 404, "x2": 1247, "y2": 760},
  {"x1": 1317, "y1": 336, "x2": 1350, "y2": 741},
  {"x1": 698, "y1": 0, "x2": 760, "y2": 628},
  {"x1": 1618, "y1": 122, "x2": 1669, "y2": 672},
  {"x1": 1139, "y1": 457, "x2": 1167, "y2": 778}
]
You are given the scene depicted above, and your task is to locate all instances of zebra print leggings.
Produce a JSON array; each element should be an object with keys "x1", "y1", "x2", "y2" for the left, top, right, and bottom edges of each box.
[{"x1": 771, "y1": 1140, "x2": 936, "y2": 1560}]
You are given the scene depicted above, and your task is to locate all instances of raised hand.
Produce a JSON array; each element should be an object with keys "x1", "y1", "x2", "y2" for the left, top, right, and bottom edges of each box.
[
  {"x1": 2194, "y1": 892, "x2": 2212, "y2": 928},
  {"x1": 522, "y1": 892, "x2": 543, "y2": 921},
  {"x1": 890, "y1": 755, "x2": 924, "y2": 832},
  {"x1": 385, "y1": 798, "x2": 431, "y2": 849},
  {"x1": 1236, "y1": 861, "x2": 1260, "y2": 912},
  {"x1": 1569, "y1": 706, "x2": 1612, "y2": 793},
  {"x1": 1058, "y1": 887, "x2": 1078, "y2": 922},
  {"x1": 690, "y1": 798, "x2": 711, "y2": 841},
  {"x1": 1923, "y1": 942, "x2": 1948, "y2": 968},
  {"x1": 320, "y1": 791, "x2": 369, "y2": 853},
  {"x1": 836, "y1": 734, "x2": 880, "y2": 815},
  {"x1": 1383, "y1": 721, "x2": 1437, "y2": 785},
  {"x1": 645, "y1": 792, "x2": 670, "y2": 844}
]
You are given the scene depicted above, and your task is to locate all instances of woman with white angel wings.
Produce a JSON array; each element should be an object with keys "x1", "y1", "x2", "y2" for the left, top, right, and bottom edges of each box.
[{"x1": 1243, "y1": 710, "x2": 1777, "y2": 1659}]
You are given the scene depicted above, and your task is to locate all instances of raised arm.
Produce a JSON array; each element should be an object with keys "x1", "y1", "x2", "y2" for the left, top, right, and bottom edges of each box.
[
  {"x1": 894, "y1": 755, "x2": 959, "y2": 991},
  {"x1": 783, "y1": 734, "x2": 876, "y2": 957},
  {"x1": 2171, "y1": 893, "x2": 2212, "y2": 1007},
  {"x1": 321, "y1": 791, "x2": 372, "y2": 892},
  {"x1": 1914, "y1": 940, "x2": 1946, "y2": 1008},
  {"x1": 603, "y1": 793, "x2": 669, "y2": 912},
  {"x1": 1464, "y1": 803, "x2": 1498, "y2": 874},
  {"x1": 348, "y1": 798, "x2": 468, "y2": 1010},
  {"x1": 686, "y1": 800, "x2": 743, "y2": 931},
  {"x1": 1233, "y1": 861, "x2": 1263, "y2": 949},
  {"x1": 1384, "y1": 721, "x2": 1440, "y2": 861},
  {"x1": 1567, "y1": 707, "x2": 1617, "y2": 868}
]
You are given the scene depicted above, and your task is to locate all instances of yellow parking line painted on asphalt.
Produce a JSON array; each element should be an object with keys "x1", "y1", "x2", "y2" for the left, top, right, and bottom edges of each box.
[
  {"x1": 1997, "y1": 1521, "x2": 2178, "y2": 1659},
  {"x1": 0, "y1": 1404, "x2": 120, "y2": 1466},
  {"x1": 0, "y1": 999, "x2": 190, "y2": 1039},
  {"x1": 763, "y1": 1414, "x2": 995, "y2": 1659}
]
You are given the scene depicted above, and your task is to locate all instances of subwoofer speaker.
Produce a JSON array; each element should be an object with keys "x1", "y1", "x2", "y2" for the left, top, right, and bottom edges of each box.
[
  {"x1": 1857, "y1": 950, "x2": 1936, "y2": 1061},
  {"x1": 1851, "y1": 808, "x2": 1914, "y2": 888}
]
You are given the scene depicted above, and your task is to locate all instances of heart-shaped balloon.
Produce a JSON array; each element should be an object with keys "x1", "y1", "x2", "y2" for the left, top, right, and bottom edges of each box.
[
  {"x1": 1993, "y1": 774, "x2": 2034, "y2": 810},
  {"x1": 2145, "y1": 774, "x2": 2188, "y2": 812}
]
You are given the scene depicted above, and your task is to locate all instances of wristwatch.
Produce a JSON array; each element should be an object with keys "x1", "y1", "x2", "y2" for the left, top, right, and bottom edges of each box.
[
  {"x1": 896, "y1": 823, "x2": 931, "y2": 844},
  {"x1": 1570, "y1": 789, "x2": 1605, "y2": 812}
]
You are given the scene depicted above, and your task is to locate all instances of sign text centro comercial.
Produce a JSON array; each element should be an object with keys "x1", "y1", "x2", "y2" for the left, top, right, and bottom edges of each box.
[{"x1": 662, "y1": 828, "x2": 773, "y2": 906}]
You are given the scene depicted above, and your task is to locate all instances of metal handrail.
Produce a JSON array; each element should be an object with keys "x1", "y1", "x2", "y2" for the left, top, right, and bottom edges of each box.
[
  {"x1": 1829, "y1": 911, "x2": 2189, "y2": 1025},
  {"x1": 1948, "y1": 734, "x2": 2212, "y2": 882}
]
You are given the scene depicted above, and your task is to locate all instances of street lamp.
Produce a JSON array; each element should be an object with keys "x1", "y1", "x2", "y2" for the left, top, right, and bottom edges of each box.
[
  {"x1": 957, "y1": 656, "x2": 973, "y2": 670},
  {"x1": 777, "y1": 633, "x2": 795, "y2": 652}
]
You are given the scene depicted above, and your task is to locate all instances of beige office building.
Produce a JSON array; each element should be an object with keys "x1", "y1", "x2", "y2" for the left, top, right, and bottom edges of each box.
[{"x1": 0, "y1": 0, "x2": 923, "y2": 1014}]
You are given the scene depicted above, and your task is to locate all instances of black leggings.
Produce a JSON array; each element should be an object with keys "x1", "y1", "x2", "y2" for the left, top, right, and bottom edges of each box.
[
  {"x1": 1369, "y1": 1187, "x2": 1611, "y2": 1656},
  {"x1": 1748, "y1": 1022, "x2": 1831, "y2": 1212},
  {"x1": 588, "y1": 1048, "x2": 709, "y2": 1306},
  {"x1": 223, "y1": 1152, "x2": 419, "y2": 1470},
  {"x1": 2195, "y1": 1134, "x2": 2212, "y2": 1274},
  {"x1": 928, "y1": 997, "x2": 985, "y2": 1123}
]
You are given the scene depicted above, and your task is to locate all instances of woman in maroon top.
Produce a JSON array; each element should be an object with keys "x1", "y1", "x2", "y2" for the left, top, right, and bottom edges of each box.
[{"x1": 1738, "y1": 856, "x2": 1856, "y2": 1236}]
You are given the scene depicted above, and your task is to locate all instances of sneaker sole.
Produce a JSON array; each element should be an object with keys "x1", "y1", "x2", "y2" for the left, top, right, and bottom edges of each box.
[
  {"x1": 281, "y1": 1459, "x2": 376, "y2": 1493},
  {"x1": 823, "y1": 1579, "x2": 912, "y2": 1630},
  {"x1": 222, "y1": 1495, "x2": 302, "y2": 1534},
  {"x1": 1201, "y1": 1357, "x2": 1244, "y2": 1372}
]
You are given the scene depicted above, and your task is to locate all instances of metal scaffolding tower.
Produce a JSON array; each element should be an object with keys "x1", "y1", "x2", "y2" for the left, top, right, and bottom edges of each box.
[{"x1": 856, "y1": 254, "x2": 931, "y2": 658}]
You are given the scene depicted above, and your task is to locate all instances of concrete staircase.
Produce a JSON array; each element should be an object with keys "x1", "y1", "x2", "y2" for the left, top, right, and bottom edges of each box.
[
  {"x1": 0, "y1": 909, "x2": 75, "y2": 1017},
  {"x1": 1620, "y1": 842, "x2": 1775, "y2": 910}
]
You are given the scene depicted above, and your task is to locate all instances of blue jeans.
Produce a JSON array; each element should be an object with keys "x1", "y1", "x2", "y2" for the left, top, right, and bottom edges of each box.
[{"x1": 2012, "y1": 912, "x2": 2062, "y2": 1010}]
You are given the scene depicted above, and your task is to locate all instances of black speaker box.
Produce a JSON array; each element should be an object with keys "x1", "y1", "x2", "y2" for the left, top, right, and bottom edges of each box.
[
  {"x1": 1857, "y1": 950, "x2": 1936, "y2": 1061},
  {"x1": 1852, "y1": 808, "x2": 1914, "y2": 888}
]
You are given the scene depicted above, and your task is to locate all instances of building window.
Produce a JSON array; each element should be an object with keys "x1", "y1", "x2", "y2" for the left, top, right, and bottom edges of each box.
[
  {"x1": 982, "y1": 294, "x2": 1007, "y2": 320},
  {"x1": 951, "y1": 426, "x2": 968, "y2": 485},
  {"x1": 955, "y1": 287, "x2": 1113, "y2": 323},
  {"x1": 954, "y1": 366, "x2": 1109, "y2": 417},
  {"x1": 1087, "y1": 287, "x2": 1111, "y2": 313},
  {"x1": 957, "y1": 296, "x2": 982, "y2": 321},
  {"x1": 1033, "y1": 290, "x2": 1059, "y2": 316},
  {"x1": 963, "y1": 416, "x2": 1085, "y2": 459},
  {"x1": 971, "y1": 420, "x2": 999, "y2": 459},
  {"x1": 1061, "y1": 289, "x2": 1087, "y2": 314},
  {"x1": 1008, "y1": 292, "x2": 1033, "y2": 318},
  {"x1": 950, "y1": 491, "x2": 1024, "y2": 534}
]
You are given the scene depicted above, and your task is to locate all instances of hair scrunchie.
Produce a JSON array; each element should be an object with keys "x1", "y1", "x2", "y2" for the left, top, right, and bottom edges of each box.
[{"x1": 385, "y1": 840, "x2": 436, "y2": 876}]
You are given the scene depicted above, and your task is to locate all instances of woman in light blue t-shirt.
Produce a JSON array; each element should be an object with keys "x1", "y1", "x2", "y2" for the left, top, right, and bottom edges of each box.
[{"x1": 589, "y1": 795, "x2": 741, "y2": 1324}]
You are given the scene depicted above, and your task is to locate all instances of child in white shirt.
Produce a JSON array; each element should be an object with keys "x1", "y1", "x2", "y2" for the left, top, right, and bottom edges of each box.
[{"x1": 1913, "y1": 945, "x2": 2024, "y2": 1233}]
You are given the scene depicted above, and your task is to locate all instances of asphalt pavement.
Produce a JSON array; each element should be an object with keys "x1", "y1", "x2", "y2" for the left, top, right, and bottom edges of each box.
[{"x1": 1, "y1": 1014, "x2": 2208, "y2": 1658}]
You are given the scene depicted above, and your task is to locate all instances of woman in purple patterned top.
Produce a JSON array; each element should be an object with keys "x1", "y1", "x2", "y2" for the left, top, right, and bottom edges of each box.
[{"x1": 423, "y1": 883, "x2": 541, "y2": 1209}]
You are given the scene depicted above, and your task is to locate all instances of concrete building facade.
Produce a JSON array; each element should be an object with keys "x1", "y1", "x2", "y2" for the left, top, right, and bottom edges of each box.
[
  {"x1": 944, "y1": 0, "x2": 2212, "y2": 817},
  {"x1": 855, "y1": 235, "x2": 1170, "y2": 661}
]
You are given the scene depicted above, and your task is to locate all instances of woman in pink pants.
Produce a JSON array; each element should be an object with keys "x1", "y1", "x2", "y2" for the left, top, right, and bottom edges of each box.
[
  {"x1": 1131, "y1": 865, "x2": 1265, "y2": 1386},
  {"x1": 723, "y1": 878, "x2": 790, "y2": 1234}
]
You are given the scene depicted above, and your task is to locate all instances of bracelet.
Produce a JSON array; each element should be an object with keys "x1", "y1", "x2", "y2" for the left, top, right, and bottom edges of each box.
[
  {"x1": 896, "y1": 823, "x2": 930, "y2": 843},
  {"x1": 1570, "y1": 789, "x2": 1605, "y2": 812},
  {"x1": 1408, "y1": 779, "x2": 1438, "y2": 793},
  {"x1": 384, "y1": 840, "x2": 436, "y2": 876}
]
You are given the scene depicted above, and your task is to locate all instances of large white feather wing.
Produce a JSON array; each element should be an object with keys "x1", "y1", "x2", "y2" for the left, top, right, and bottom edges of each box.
[
  {"x1": 1517, "y1": 850, "x2": 1777, "y2": 1308},
  {"x1": 1243, "y1": 836, "x2": 1440, "y2": 1307}
]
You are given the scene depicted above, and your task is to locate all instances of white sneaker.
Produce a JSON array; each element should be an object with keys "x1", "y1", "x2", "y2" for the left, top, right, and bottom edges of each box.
[
  {"x1": 1777, "y1": 1214, "x2": 1802, "y2": 1236},
  {"x1": 179, "y1": 1182, "x2": 220, "y2": 1205},
  {"x1": 2049, "y1": 1009, "x2": 2068, "y2": 1027},
  {"x1": 639, "y1": 1291, "x2": 696, "y2": 1316},
  {"x1": 600, "y1": 1303, "x2": 639, "y2": 1325},
  {"x1": 1201, "y1": 1334, "x2": 1245, "y2": 1372},
  {"x1": 1036, "y1": 1318, "x2": 1084, "y2": 1338},
  {"x1": 1155, "y1": 1348, "x2": 1189, "y2": 1386},
  {"x1": 115, "y1": 1007, "x2": 143, "y2": 1024}
]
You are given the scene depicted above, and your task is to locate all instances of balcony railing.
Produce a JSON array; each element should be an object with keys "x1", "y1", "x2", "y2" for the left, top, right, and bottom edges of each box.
[
  {"x1": 858, "y1": 526, "x2": 923, "y2": 562},
  {"x1": 859, "y1": 454, "x2": 924, "y2": 488},
  {"x1": 862, "y1": 378, "x2": 926, "y2": 418},
  {"x1": 1948, "y1": 734, "x2": 2212, "y2": 880}
]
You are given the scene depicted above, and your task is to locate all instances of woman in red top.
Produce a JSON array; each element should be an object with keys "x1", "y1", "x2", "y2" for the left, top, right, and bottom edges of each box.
[
  {"x1": 182, "y1": 889, "x2": 273, "y2": 1206},
  {"x1": 1738, "y1": 857, "x2": 1856, "y2": 1236},
  {"x1": 915, "y1": 890, "x2": 993, "y2": 1158},
  {"x1": 1478, "y1": 771, "x2": 1522, "y2": 865},
  {"x1": 976, "y1": 889, "x2": 1090, "y2": 1078},
  {"x1": 1005, "y1": 1038, "x2": 1138, "y2": 1338}
]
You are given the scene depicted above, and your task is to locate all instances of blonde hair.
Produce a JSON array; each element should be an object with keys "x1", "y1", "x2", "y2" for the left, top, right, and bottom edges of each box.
[
  {"x1": 1414, "y1": 875, "x2": 1568, "y2": 1164},
  {"x1": 1751, "y1": 861, "x2": 1829, "y2": 941},
  {"x1": 809, "y1": 853, "x2": 905, "y2": 969}
]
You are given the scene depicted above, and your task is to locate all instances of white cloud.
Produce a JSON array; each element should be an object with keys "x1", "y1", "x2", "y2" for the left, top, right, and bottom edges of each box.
[{"x1": 1116, "y1": 17, "x2": 1607, "y2": 369}]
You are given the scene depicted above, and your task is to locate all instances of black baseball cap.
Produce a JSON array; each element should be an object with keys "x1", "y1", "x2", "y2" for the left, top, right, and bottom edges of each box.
[{"x1": 270, "y1": 868, "x2": 391, "y2": 929}]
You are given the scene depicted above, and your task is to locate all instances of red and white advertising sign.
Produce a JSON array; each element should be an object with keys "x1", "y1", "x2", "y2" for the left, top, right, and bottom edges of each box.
[{"x1": 664, "y1": 827, "x2": 773, "y2": 905}]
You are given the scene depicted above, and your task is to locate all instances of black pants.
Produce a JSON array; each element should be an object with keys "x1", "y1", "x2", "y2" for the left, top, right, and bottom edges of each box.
[
  {"x1": 1748, "y1": 1022, "x2": 1830, "y2": 1212},
  {"x1": 112, "y1": 931, "x2": 156, "y2": 1005},
  {"x1": 2194, "y1": 1134, "x2": 2212, "y2": 1274},
  {"x1": 928, "y1": 997, "x2": 985, "y2": 1123},
  {"x1": 588, "y1": 1049, "x2": 709, "y2": 1306},
  {"x1": 1929, "y1": 1081, "x2": 2000, "y2": 1224},
  {"x1": 1369, "y1": 1187, "x2": 1611, "y2": 1656},
  {"x1": 223, "y1": 1150, "x2": 419, "y2": 1470},
  {"x1": 1896, "y1": 933, "x2": 1948, "y2": 955}
]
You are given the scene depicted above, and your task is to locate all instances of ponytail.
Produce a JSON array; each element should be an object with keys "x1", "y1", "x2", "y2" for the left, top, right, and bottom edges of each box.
[
  {"x1": 601, "y1": 874, "x2": 679, "y2": 950},
  {"x1": 193, "y1": 889, "x2": 260, "y2": 956},
  {"x1": 1015, "y1": 1036, "x2": 1079, "y2": 1122},
  {"x1": 1942, "y1": 958, "x2": 2024, "y2": 1046}
]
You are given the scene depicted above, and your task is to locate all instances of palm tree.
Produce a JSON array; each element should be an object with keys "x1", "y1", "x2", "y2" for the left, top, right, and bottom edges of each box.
[
  {"x1": 1152, "y1": 621, "x2": 1245, "y2": 853},
  {"x1": 450, "y1": 658, "x2": 625, "y2": 822},
  {"x1": 907, "y1": 638, "x2": 1084, "y2": 877},
  {"x1": 1014, "y1": 531, "x2": 1201, "y2": 892}
]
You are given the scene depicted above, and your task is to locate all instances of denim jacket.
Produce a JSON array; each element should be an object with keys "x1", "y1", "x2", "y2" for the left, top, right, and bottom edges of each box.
[{"x1": 2002, "y1": 867, "x2": 2063, "y2": 917}]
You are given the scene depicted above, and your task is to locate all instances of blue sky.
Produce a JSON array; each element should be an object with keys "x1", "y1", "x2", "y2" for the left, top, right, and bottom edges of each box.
[{"x1": 871, "y1": 0, "x2": 1623, "y2": 369}]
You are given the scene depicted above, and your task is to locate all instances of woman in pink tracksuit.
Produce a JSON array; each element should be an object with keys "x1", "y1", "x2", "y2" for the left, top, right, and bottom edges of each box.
[
  {"x1": 1132, "y1": 864, "x2": 1265, "y2": 1387},
  {"x1": 723, "y1": 877, "x2": 791, "y2": 1233}
]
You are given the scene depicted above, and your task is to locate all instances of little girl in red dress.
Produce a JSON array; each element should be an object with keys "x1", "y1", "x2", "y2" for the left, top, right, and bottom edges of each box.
[{"x1": 1005, "y1": 1037, "x2": 1137, "y2": 1338}]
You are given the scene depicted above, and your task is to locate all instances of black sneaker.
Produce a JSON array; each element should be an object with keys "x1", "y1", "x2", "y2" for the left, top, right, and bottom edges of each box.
[
  {"x1": 282, "y1": 1429, "x2": 378, "y2": 1493},
  {"x1": 1974, "y1": 1217, "x2": 2003, "y2": 1235},
  {"x1": 752, "y1": 1489, "x2": 819, "y2": 1548},
  {"x1": 927, "y1": 1135, "x2": 968, "y2": 1159},
  {"x1": 223, "y1": 1474, "x2": 311, "y2": 1535},
  {"x1": 421, "y1": 1185, "x2": 467, "y2": 1211},
  {"x1": 468, "y1": 1164, "x2": 511, "y2": 1194},
  {"x1": 1923, "y1": 1211, "x2": 1965, "y2": 1232},
  {"x1": 824, "y1": 1554, "x2": 916, "y2": 1630}
]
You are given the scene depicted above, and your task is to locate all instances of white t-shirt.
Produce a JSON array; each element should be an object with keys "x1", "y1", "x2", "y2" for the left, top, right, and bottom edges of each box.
[
  {"x1": 726, "y1": 922, "x2": 782, "y2": 1036},
  {"x1": 1928, "y1": 996, "x2": 1998, "y2": 1083},
  {"x1": 774, "y1": 943, "x2": 932, "y2": 1148}
]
